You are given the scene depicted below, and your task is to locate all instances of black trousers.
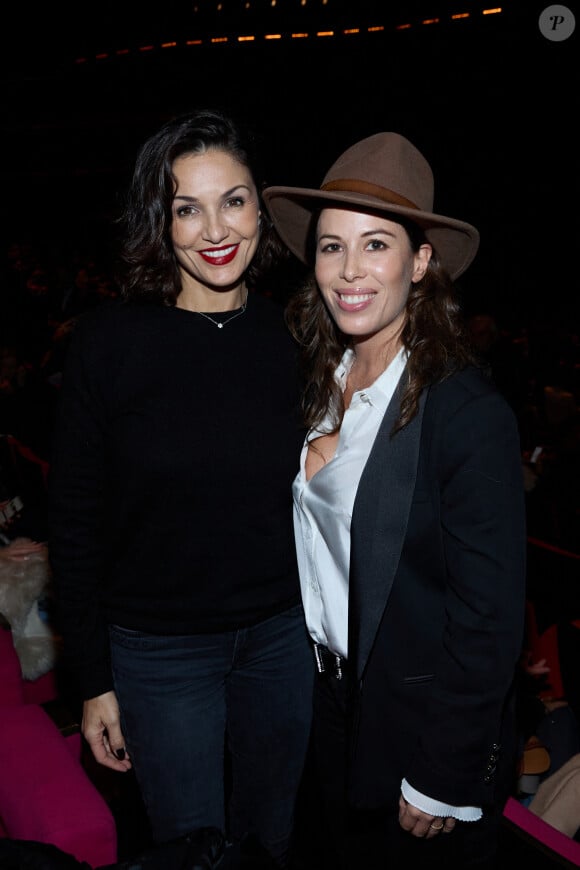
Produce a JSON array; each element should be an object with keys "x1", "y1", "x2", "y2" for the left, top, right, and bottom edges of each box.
[{"x1": 306, "y1": 670, "x2": 505, "y2": 870}]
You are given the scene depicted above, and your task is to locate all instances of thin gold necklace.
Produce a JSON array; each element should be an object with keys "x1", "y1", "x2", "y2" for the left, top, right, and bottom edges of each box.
[{"x1": 196, "y1": 291, "x2": 248, "y2": 330}]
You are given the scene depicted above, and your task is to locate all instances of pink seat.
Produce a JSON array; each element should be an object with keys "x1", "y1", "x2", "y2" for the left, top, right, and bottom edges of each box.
[
  {"x1": 0, "y1": 705, "x2": 117, "y2": 867},
  {"x1": 502, "y1": 796, "x2": 580, "y2": 867},
  {"x1": 0, "y1": 624, "x2": 118, "y2": 867}
]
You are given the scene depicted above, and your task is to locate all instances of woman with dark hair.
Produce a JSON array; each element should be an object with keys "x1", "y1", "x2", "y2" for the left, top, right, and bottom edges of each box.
[
  {"x1": 263, "y1": 132, "x2": 527, "y2": 868},
  {"x1": 48, "y1": 108, "x2": 313, "y2": 868}
]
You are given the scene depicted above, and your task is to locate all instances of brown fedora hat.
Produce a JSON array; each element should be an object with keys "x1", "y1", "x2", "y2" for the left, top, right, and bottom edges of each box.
[{"x1": 263, "y1": 132, "x2": 480, "y2": 280}]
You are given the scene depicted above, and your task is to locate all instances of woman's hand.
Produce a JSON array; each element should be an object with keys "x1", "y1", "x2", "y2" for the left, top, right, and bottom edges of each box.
[
  {"x1": 0, "y1": 537, "x2": 47, "y2": 562},
  {"x1": 398, "y1": 795, "x2": 456, "y2": 838},
  {"x1": 82, "y1": 691, "x2": 132, "y2": 772}
]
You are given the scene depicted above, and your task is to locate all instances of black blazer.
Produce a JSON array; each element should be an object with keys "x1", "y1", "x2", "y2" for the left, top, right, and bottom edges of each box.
[{"x1": 347, "y1": 365, "x2": 527, "y2": 812}]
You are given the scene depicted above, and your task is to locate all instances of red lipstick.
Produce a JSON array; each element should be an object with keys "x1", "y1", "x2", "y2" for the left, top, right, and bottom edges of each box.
[{"x1": 198, "y1": 244, "x2": 239, "y2": 266}]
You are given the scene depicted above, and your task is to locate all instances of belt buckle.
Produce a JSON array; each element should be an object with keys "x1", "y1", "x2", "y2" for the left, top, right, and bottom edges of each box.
[
  {"x1": 314, "y1": 643, "x2": 343, "y2": 680},
  {"x1": 313, "y1": 643, "x2": 326, "y2": 674}
]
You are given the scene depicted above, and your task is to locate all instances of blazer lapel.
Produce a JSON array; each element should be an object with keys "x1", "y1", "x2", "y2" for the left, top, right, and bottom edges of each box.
[{"x1": 350, "y1": 378, "x2": 428, "y2": 681}]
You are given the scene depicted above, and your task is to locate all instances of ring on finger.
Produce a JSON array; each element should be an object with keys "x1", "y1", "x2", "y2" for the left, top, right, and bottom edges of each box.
[{"x1": 429, "y1": 821, "x2": 444, "y2": 830}]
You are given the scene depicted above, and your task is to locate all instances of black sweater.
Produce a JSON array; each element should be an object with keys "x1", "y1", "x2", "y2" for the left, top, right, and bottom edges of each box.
[{"x1": 48, "y1": 293, "x2": 305, "y2": 699}]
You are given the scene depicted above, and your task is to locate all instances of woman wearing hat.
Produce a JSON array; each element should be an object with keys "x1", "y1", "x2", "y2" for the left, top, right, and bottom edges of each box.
[{"x1": 263, "y1": 133, "x2": 527, "y2": 868}]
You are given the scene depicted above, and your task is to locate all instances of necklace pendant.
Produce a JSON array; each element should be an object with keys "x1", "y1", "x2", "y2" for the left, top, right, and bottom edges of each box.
[{"x1": 194, "y1": 291, "x2": 248, "y2": 329}]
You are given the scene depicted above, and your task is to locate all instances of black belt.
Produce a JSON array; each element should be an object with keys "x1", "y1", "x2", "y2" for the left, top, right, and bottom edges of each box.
[{"x1": 313, "y1": 642, "x2": 346, "y2": 680}]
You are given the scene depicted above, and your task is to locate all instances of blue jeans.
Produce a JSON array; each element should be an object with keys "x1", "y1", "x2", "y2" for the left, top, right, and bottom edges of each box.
[{"x1": 109, "y1": 604, "x2": 314, "y2": 862}]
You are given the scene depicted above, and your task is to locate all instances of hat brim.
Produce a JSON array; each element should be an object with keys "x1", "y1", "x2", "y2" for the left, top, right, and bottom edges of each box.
[{"x1": 263, "y1": 186, "x2": 480, "y2": 281}]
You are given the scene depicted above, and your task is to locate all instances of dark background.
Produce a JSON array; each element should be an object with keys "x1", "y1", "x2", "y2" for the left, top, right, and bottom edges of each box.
[{"x1": 2, "y1": 0, "x2": 577, "y2": 327}]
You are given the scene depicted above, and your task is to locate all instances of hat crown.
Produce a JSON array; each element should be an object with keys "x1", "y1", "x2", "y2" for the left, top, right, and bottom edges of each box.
[
  {"x1": 262, "y1": 130, "x2": 479, "y2": 279},
  {"x1": 321, "y1": 132, "x2": 435, "y2": 213}
]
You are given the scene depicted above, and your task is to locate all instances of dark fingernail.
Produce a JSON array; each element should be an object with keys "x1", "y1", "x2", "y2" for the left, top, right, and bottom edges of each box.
[{"x1": 115, "y1": 748, "x2": 126, "y2": 760}]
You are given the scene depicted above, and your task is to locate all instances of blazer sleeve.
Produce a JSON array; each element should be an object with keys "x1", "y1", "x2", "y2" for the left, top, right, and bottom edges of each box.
[{"x1": 405, "y1": 380, "x2": 527, "y2": 805}]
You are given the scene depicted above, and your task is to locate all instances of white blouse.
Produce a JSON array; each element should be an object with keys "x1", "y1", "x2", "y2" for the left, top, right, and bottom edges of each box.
[{"x1": 292, "y1": 347, "x2": 407, "y2": 658}]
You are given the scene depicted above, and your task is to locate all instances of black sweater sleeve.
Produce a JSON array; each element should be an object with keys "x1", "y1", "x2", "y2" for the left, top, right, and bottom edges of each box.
[{"x1": 49, "y1": 308, "x2": 115, "y2": 699}]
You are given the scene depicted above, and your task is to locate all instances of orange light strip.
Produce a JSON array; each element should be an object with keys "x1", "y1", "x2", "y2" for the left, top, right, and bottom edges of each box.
[{"x1": 75, "y1": 7, "x2": 506, "y2": 66}]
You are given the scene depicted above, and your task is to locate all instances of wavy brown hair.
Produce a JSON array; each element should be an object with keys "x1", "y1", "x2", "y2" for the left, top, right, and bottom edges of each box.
[
  {"x1": 285, "y1": 218, "x2": 479, "y2": 435},
  {"x1": 115, "y1": 108, "x2": 288, "y2": 305}
]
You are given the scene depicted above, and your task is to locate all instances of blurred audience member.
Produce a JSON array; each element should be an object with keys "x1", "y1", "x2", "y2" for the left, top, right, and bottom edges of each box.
[
  {"x1": 0, "y1": 344, "x2": 57, "y2": 462},
  {"x1": 467, "y1": 312, "x2": 530, "y2": 421}
]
